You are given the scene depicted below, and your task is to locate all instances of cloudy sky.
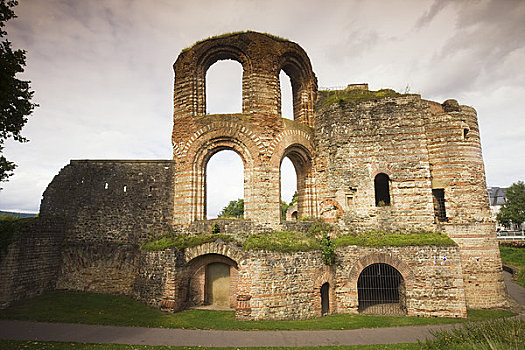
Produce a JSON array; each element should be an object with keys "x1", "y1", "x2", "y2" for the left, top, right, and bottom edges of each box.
[{"x1": 1, "y1": 0, "x2": 524, "y2": 216}]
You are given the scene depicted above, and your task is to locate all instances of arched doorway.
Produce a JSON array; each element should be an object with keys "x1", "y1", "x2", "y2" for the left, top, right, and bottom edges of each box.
[
  {"x1": 357, "y1": 263, "x2": 406, "y2": 315},
  {"x1": 321, "y1": 282, "x2": 330, "y2": 315}
]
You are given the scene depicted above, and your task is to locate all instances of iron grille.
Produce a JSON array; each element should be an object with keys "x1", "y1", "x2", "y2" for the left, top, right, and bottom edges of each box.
[{"x1": 357, "y1": 263, "x2": 406, "y2": 315}]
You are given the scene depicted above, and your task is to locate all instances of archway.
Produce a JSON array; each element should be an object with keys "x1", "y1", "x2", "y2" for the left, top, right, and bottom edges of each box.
[
  {"x1": 187, "y1": 253, "x2": 238, "y2": 309},
  {"x1": 206, "y1": 150, "x2": 244, "y2": 219},
  {"x1": 357, "y1": 263, "x2": 406, "y2": 315}
]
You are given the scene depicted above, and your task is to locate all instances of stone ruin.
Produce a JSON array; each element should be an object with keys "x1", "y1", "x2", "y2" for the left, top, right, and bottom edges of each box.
[{"x1": 0, "y1": 32, "x2": 507, "y2": 320}]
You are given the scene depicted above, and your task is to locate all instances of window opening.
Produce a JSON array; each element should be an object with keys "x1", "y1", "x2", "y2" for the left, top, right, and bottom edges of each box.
[
  {"x1": 463, "y1": 128, "x2": 469, "y2": 139},
  {"x1": 206, "y1": 60, "x2": 242, "y2": 114},
  {"x1": 321, "y1": 282, "x2": 330, "y2": 315},
  {"x1": 104, "y1": 182, "x2": 108, "y2": 190},
  {"x1": 432, "y1": 189, "x2": 447, "y2": 222},
  {"x1": 206, "y1": 150, "x2": 243, "y2": 219},
  {"x1": 280, "y1": 70, "x2": 293, "y2": 119},
  {"x1": 280, "y1": 156, "x2": 297, "y2": 221},
  {"x1": 123, "y1": 185, "x2": 127, "y2": 192},
  {"x1": 357, "y1": 263, "x2": 406, "y2": 315},
  {"x1": 374, "y1": 173, "x2": 391, "y2": 206}
]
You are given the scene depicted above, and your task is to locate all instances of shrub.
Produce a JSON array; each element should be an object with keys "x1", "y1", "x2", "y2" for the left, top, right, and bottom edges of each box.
[{"x1": 320, "y1": 236, "x2": 335, "y2": 265}]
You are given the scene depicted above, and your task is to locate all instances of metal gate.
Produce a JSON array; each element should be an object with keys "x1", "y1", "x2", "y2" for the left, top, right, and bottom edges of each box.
[{"x1": 357, "y1": 263, "x2": 406, "y2": 315}]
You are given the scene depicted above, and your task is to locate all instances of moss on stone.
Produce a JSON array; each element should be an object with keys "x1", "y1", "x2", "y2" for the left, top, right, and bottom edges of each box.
[
  {"x1": 141, "y1": 232, "x2": 236, "y2": 251},
  {"x1": 181, "y1": 31, "x2": 289, "y2": 53}
]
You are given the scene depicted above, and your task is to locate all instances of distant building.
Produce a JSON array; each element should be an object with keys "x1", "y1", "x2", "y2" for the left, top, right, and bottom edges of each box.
[{"x1": 488, "y1": 186, "x2": 524, "y2": 232}]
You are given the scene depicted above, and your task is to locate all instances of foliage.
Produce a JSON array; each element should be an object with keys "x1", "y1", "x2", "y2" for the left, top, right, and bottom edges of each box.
[
  {"x1": 420, "y1": 317, "x2": 525, "y2": 349},
  {"x1": 499, "y1": 245, "x2": 525, "y2": 287},
  {"x1": 307, "y1": 219, "x2": 333, "y2": 237},
  {"x1": 0, "y1": 0, "x2": 38, "y2": 185},
  {"x1": 181, "y1": 31, "x2": 288, "y2": 53},
  {"x1": 320, "y1": 236, "x2": 335, "y2": 265},
  {"x1": 497, "y1": 181, "x2": 525, "y2": 229},
  {"x1": 0, "y1": 291, "x2": 514, "y2": 331},
  {"x1": 243, "y1": 230, "x2": 318, "y2": 252},
  {"x1": 318, "y1": 88, "x2": 404, "y2": 109},
  {"x1": 335, "y1": 230, "x2": 456, "y2": 247},
  {"x1": 211, "y1": 223, "x2": 220, "y2": 234},
  {"x1": 281, "y1": 200, "x2": 288, "y2": 221},
  {"x1": 141, "y1": 232, "x2": 235, "y2": 251},
  {"x1": 218, "y1": 198, "x2": 244, "y2": 219}
]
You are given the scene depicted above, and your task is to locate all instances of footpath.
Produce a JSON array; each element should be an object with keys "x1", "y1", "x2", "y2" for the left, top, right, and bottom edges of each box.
[{"x1": 0, "y1": 272, "x2": 523, "y2": 347}]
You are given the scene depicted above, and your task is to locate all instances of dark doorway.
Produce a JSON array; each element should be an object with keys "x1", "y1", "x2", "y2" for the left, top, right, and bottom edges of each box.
[
  {"x1": 357, "y1": 263, "x2": 406, "y2": 315},
  {"x1": 321, "y1": 282, "x2": 330, "y2": 315},
  {"x1": 374, "y1": 173, "x2": 391, "y2": 206}
]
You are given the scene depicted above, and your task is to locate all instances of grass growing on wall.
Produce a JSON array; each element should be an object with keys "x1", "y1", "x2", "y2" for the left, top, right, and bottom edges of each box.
[
  {"x1": 141, "y1": 232, "x2": 236, "y2": 251},
  {"x1": 318, "y1": 88, "x2": 406, "y2": 109},
  {"x1": 243, "y1": 230, "x2": 318, "y2": 252},
  {"x1": 0, "y1": 291, "x2": 514, "y2": 331},
  {"x1": 499, "y1": 242, "x2": 525, "y2": 287}
]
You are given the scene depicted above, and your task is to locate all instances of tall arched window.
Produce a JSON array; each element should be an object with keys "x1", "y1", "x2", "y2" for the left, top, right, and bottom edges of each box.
[
  {"x1": 280, "y1": 70, "x2": 293, "y2": 120},
  {"x1": 280, "y1": 156, "x2": 297, "y2": 221},
  {"x1": 206, "y1": 150, "x2": 244, "y2": 219},
  {"x1": 374, "y1": 173, "x2": 391, "y2": 206},
  {"x1": 206, "y1": 60, "x2": 243, "y2": 114}
]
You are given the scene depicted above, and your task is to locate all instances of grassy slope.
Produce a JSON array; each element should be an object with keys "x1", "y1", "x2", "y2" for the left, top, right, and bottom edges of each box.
[
  {"x1": 0, "y1": 291, "x2": 513, "y2": 331},
  {"x1": 499, "y1": 245, "x2": 525, "y2": 287}
]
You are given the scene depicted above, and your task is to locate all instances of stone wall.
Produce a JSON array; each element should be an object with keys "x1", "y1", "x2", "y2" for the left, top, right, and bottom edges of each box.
[
  {"x1": 41, "y1": 160, "x2": 176, "y2": 244},
  {"x1": 0, "y1": 218, "x2": 65, "y2": 309},
  {"x1": 313, "y1": 94, "x2": 435, "y2": 232}
]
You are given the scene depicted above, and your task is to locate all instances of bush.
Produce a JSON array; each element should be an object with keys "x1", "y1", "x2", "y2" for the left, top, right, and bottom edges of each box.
[{"x1": 320, "y1": 236, "x2": 335, "y2": 265}]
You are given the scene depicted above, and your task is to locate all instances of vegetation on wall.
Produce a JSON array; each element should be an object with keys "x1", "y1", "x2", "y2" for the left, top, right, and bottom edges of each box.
[
  {"x1": 317, "y1": 88, "x2": 406, "y2": 109},
  {"x1": 0, "y1": 214, "x2": 33, "y2": 257}
]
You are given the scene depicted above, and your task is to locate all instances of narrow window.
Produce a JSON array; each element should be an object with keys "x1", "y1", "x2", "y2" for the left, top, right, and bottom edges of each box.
[
  {"x1": 280, "y1": 156, "x2": 297, "y2": 221},
  {"x1": 432, "y1": 189, "x2": 447, "y2": 222},
  {"x1": 321, "y1": 282, "x2": 330, "y2": 315},
  {"x1": 104, "y1": 182, "x2": 108, "y2": 190},
  {"x1": 207, "y1": 150, "x2": 243, "y2": 219},
  {"x1": 280, "y1": 70, "x2": 293, "y2": 120},
  {"x1": 463, "y1": 128, "x2": 469, "y2": 139},
  {"x1": 374, "y1": 173, "x2": 390, "y2": 206},
  {"x1": 123, "y1": 185, "x2": 127, "y2": 192}
]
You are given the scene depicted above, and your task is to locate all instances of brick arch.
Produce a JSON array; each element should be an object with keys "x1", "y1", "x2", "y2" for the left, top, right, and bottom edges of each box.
[
  {"x1": 348, "y1": 253, "x2": 415, "y2": 291},
  {"x1": 270, "y1": 135, "x2": 316, "y2": 220},
  {"x1": 174, "y1": 31, "x2": 318, "y2": 120},
  {"x1": 185, "y1": 241, "x2": 246, "y2": 265},
  {"x1": 279, "y1": 51, "x2": 317, "y2": 125}
]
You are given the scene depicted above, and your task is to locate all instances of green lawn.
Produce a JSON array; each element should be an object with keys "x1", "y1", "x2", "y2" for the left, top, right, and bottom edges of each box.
[
  {"x1": 0, "y1": 340, "x2": 421, "y2": 350},
  {"x1": 499, "y1": 245, "x2": 525, "y2": 287},
  {"x1": 0, "y1": 291, "x2": 514, "y2": 331}
]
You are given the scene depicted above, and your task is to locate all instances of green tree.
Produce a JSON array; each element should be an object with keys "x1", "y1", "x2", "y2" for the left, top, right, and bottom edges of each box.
[
  {"x1": 281, "y1": 201, "x2": 288, "y2": 221},
  {"x1": 497, "y1": 181, "x2": 525, "y2": 230},
  {"x1": 218, "y1": 199, "x2": 244, "y2": 218},
  {"x1": 0, "y1": 0, "x2": 37, "y2": 185}
]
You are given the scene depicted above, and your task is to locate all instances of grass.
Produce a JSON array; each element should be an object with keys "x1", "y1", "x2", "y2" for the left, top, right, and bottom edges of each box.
[
  {"x1": 181, "y1": 31, "x2": 288, "y2": 53},
  {"x1": 499, "y1": 244, "x2": 525, "y2": 287},
  {"x1": 419, "y1": 317, "x2": 525, "y2": 349},
  {"x1": 0, "y1": 291, "x2": 514, "y2": 331},
  {"x1": 0, "y1": 340, "x2": 421, "y2": 350},
  {"x1": 335, "y1": 231, "x2": 456, "y2": 247},
  {"x1": 317, "y1": 88, "x2": 406, "y2": 109},
  {"x1": 141, "y1": 233, "x2": 235, "y2": 251},
  {"x1": 243, "y1": 230, "x2": 318, "y2": 252}
]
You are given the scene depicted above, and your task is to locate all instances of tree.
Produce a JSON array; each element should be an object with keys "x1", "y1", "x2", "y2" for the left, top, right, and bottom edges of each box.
[
  {"x1": 0, "y1": 0, "x2": 37, "y2": 185},
  {"x1": 497, "y1": 181, "x2": 525, "y2": 230},
  {"x1": 218, "y1": 199, "x2": 244, "y2": 218}
]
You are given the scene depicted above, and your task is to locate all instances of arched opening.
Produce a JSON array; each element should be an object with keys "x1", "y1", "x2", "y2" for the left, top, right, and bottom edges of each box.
[
  {"x1": 280, "y1": 156, "x2": 297, "y2": 221},
  {"x1": 357, "y1": 263, "x2": 406, "y2": 315},
  {"x1": 280, "y1": 70, "x2": 293, "y2": 120},
  {"x1": 321, "y1": 282, "x2": 330, "y2": 315},
  {"x1": 374, "y1": 173, "x2": 391, "y2": 206},
  {"x1": 206, "y1": 60, "x2": 243, "y2": 114},
  {"x1": 187, "y1": 254, "x2": 238, "y2": 309},
  {"x1": 206, "y1": 150, "x2": 244, "y2": 219}
]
